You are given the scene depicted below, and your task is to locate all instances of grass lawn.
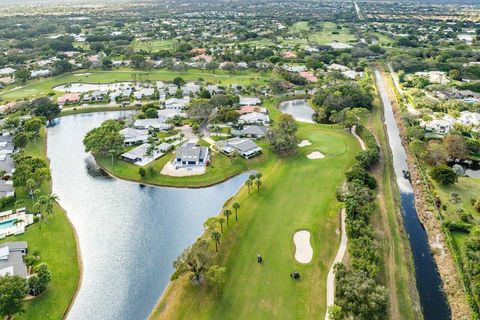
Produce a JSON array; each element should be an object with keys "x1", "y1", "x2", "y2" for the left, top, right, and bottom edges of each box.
[
  {"x1": 150, "y1": 120, "x2": 360, "y2": 319},
  {"x1": 131, "y1": 39, "x2": 178, "y2": 52},
  {"x1": 0, "y1": 128, "x2": 80, "y2": 319},
  {"x1": 0, "y1": 68, "x2": 272, "y2": 102},
  {"x1": 281, "y1": 22, "x2": 356, "y2": 47}
]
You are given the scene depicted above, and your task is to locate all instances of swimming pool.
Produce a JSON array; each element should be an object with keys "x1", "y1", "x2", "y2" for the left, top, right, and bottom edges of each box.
[{"x1": 0, "y1": 219, "x2": 15, "y2": 230}]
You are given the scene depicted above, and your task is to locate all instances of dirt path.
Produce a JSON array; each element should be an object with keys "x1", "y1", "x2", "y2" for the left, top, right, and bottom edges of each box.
[{"x1": 324, "y1": 126, "x2": 366, "y2": 320}]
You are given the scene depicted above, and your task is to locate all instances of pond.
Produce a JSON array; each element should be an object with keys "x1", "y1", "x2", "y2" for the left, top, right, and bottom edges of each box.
[
  {"x1": 47, "y1": 112, "x2": 248, "y2": 320},
  {"x1": 278, "y1": 99, "x2": 315, "y2": 123},
  {"x1": 375, "y1": 70, "x2": 451, "y2": 320}
]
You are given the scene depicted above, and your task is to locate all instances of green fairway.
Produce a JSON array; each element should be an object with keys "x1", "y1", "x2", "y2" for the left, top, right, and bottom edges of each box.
[
  {"x1": 282, "y1": 22, "x2": 356, "y2": 47},
  {"x1": 0, "y1": 68, "x2": 272, "y2": 102},
  {"x1": 0, "y1": 128, "x2": 80, "y2": 320},
  {"x1": 131, "y1": 39, "x2": 177, "y2": 52},
  {"x1": 150, "y1": 120, "x2": 360, "y2": 319}
]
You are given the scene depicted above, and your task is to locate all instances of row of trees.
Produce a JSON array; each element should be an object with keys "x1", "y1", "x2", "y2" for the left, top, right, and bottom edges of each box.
[{"x1": 331, "y1": 125, "x2": 388, "y2": 319}]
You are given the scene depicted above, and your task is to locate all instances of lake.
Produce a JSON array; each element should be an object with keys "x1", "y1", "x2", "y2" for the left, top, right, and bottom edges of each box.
[
  {"x1": 278, "y1": 99, "x2": 315, "y2": 123},
  {"x1": 47, "y1": 111, "x2": 248, "y2": 320}
]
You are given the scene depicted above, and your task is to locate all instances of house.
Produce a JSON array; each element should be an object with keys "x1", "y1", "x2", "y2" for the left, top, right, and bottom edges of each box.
[
  {"x1": 182, "y1": 83, "x2": 200, "y2": 95},
  {"x1": 423, "y1": 118, "x2": 454, "y2": 135},
  {"x1": 415, "y1": 71, "x2": 449, "y2": 85},
  {"x1": 174, "y1": 143, "x2": 209, "y2": 167},
  {"x1": 327, "y1": 42, "x2": 353, "y2": 50},
  {"x1": 327, "y1": 63, "x2": 350, "y2": 72},
  {"x1": 283, "y1": 51, "x2": 297, "y2": 59},
  {"x1": 57, "y1": 93, "x2": 81, "y2": 105},
  {"x1": 192, "y1": 54, "x2": 213, "y2": 63},
  {"x1": 133, "y1": 88, "x2": 155, "y2": 100},
  {"x1": 342, "y1": 70, "x2": 363, "y2": 79},
  {"x1": 238, "y1": 105, "x2": 268, "y2": 115},
  {"x1": 0, "y1": 242, "x2": 28, "y2": 278},
  {"x1": 239, "y1": 96, "x2": 261, "y2": 106},
  {"x1": 157, "y1": 108, "x2": 186, "y2": 119},
  {"x1": 0, "y1": 154, "x2": 15, "y2": 177},
  {"x1": 0, "y1": 68, "x2": 15, "y2": 77},
  {"x1": 217, "y1": 138, "x2": 262, "y2": 159},
  {"x1": 120, "y1": 143, "x2": 172, "y2": 166},
  {"x1": 239, "y1": 125, "x2": 267, "y2": 138},
  {"x1": 0, "y1": 102, "x2": 16, "y2": 114},
  {"x1": 0, "y1": 180, "x2": 14, "y2": 198},
  {"x1": 30, "y1": 69, "x2": 51, "y2": 78},
  {"x1": 458, "y1": 111, "x2": 480, "y2": 126},
  {"x1": 133, "y1": 118, "x2": 172, "y2": 131},
  {"x1": 238, "y1": 112, "x2": 270, "y2": 126},
  {"x1": 283, "y1": 65, "x2": 307, "y2": 73},
  {"x1": 165, "y1": 98, "x2": 190, "y2": 110},
  {"x1": 83, "y1": 91, "x2": 106, "y2": 102},
  {"x1": 119, "y1": 128, "x2": 150, "y2": 146},
  {"x1": 299, "y1": 71, "x2": 318, "y2": 82},
  {"x1": 0, "y1": 134, "x2": 14, "y2": 155},
  {"x1": 0, "y1": 208, "x2": 33, "y2": 238}
]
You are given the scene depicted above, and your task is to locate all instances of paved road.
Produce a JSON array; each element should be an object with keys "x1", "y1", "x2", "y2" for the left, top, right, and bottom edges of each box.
[{"x1": 324, "y1": 125, "x2": 366, "y2": 319}]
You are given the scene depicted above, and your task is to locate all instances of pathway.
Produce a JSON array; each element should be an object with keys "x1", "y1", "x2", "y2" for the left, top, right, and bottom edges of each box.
[{"x1": 324, "y1": 125, "x2": 366, "y2": 319}]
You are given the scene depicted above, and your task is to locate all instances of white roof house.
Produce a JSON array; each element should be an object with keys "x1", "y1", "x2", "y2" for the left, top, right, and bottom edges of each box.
[
  {"x1": 120, "y1": 143, "x2": 172, "y2": 166},
  {"x1": 238, "y1": 112, "x2": 270, "y2": 125},
  {"x1": 458, "y1": 111, "x2": 480, "y2": 127},
  {"x1": 133, "y1": 88, "x2": 155, "y2": 100},
  {"x1": 327, "y1": 42, "x2": 353, "y2": 49},
  {"x1": 133, "y1": 118, "x2": 172, "y2": 131},
  {"x1": 327, "y1": 64, "x2": 350, "y2": 72},
  {"x1": 119, "y1": 128, "x2": 150, "y2": 146},
  {"x1": 174, "y1": 143, "x2": 209, "y2": 167},
  {"x1": 423, "y1": 118, "x2": 454, "y2": 135},
  {"x1": 239, "y1": 96, "x2": 261, "y2": 106},
  {"x1": 0, "y1": 242, "x2": 28, "y2": 278},
  {"x1": 165, "y1": 98, "x2": 190, "y2": 110},
  {"x1": 0, "y1": 68, "x2": 16, "y2": 76},
  {"x1": 30, "y1": 69, "x2": 52, "y2": 78},
  {"x1": 217, "y1": 138, "x2": 262, "y2": 159}
]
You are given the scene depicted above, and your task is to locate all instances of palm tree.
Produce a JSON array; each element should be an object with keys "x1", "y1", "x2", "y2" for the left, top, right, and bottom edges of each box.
[
  {"x1": 108, "y1": 149, "x2": 117, "y2": 166},
  {"x1": 223, "y1": 209, "x2": 232, "y2": 227},
  {"x1": 246, "y1": 179, "x2": 253, "y2": 194},
  {"x1": 203, "y1": 217, "x2": 217, "y2": 231},
  {"x1": 255, "y1": 172, "x2": 263, "y2": 180},
  {"x1": 210, "y1": 231, "x2": 221, "y2": 252},
  {"x1": 45, "y1": 194, "x2": 59, "y2": 216},
  {"x1": 218, "y1": 217, "x2": 225, "y2": 233},
  {"x1": 255, "y1": 179, "x2": 262, "y2": 192},
  {"x1": 232, "y1": 202, "x2": 240, "y2": 221},
  {"x1": 26, "y1": 178, "x2": 36, "y2": 199}
]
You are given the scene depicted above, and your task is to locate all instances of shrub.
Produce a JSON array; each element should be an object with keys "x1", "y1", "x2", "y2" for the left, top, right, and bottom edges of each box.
[{"x1": 430, "y1": 165, "x2": 457, "y2": 185}]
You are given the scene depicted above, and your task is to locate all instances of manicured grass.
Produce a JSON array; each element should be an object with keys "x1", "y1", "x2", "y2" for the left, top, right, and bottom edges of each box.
[
  {"x1": 150, "y1": 122, "x2": 360, "y2": 319},
  {"x1": 0, "y1": 68, "x2": 272, "y2": 102},
  {"x1": 131, "y1": 39, "x2": 177, "y2": 52},
  {"x1": 0, "y1": 128, "x2": 80, "y2": 320}
]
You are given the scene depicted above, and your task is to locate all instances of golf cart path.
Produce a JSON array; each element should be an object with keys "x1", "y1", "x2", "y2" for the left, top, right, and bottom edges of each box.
[{"x1": 324, "y1": 126, "x2": 366, "y2": 319}]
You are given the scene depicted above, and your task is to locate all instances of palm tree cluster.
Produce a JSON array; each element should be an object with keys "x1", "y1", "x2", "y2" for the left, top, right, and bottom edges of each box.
[
  {"x1": 245, "y1": 172, "x2": 263, "y2": 195},
  {"x1": 203, "y1": 201, "x2": 241, "y2": 253}
]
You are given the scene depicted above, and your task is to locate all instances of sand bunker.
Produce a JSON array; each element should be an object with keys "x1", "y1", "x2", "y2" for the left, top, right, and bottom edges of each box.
[
  {"x1": 293, "y1": 230, "x2": 313, "y2": 263},
  {"x1": 298, "y1": 140, "x2": 312, "y2": 147},
  {"x1": 74, "y1": 73, "x2": 91, "y2": 76},
  {"x1": 307, "y1": 151, "x2": 325, "y2": 159}
]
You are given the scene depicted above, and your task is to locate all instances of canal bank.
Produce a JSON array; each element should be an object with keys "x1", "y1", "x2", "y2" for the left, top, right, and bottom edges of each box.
[{"x1": 375, "y1": 68, "x2": 469, "y2": 319}]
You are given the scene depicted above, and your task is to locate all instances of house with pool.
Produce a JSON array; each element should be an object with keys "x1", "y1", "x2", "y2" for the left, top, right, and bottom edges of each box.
[
  {"x1": 0, "y1": 208, "x2": 34, "y2": 238},
  {"x1": 174, "y1": 143, "x2": 209, "y2": 168}
]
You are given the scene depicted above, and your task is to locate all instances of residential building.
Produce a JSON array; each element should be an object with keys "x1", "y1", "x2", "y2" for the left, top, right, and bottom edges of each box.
[
  {"x1": 174, "y1": 143, "x2": 209, "y2": 167},
  {"x1": 119, "y1": 128, "x2": 150, "y2": 146},
  {"x1": 120, "y1": 143, "x2": 172, "y2": 166},
  {"x1": 238, "y1": 112, "x2": 270, "y2": 125},
  {"x1": 133, "y1": 118, "x2": 173, "y2": 131},
  {"x1": 238, "y1": 105, "x2": 268, "y2": 115},
  {"x1": 239, "y1": 96, "x2": 261, "y2": 106},
  {"x1": 239, "y1": 125, "x2": 267, "y2": 139},
  {"x1": 57, "y1": 93, "x2": 81, "y2": 105},
  {"x1": 165, "y1": 98, "x2": 190, "y2": 110},
  {"x1": 217, "y1": 138, "x2": 262, "y2": 159},
  {"x1": 0, "y1": 242, "x2": 28, "y2": 278}
]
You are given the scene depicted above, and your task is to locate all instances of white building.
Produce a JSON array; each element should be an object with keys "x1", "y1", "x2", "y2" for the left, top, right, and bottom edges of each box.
[{"x1": 238, "y1": 112, "x2": 270, "y2": 126}]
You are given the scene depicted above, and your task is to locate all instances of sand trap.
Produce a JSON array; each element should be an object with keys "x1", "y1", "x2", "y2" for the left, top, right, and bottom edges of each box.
[
  {"x1": 307, "y1": 151, "x2": 325, "y2": 159},
  {"x1": 293, "y1": 230, "x2": 313, "y2": 263},
  {"x1": 74, "y1": 73, "x2": 91, "y2": 76},
  {"x1": 298, "y1": 140, "x2": 312, "y2": 147},
  {"x1": 160, "y1": 161, "x2": 206, "y2": 177}
]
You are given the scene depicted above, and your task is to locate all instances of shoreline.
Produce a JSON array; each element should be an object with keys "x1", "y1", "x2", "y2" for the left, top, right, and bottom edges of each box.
[{"x1": 381, "y1": 68, "x2": 471, "y2": 318}]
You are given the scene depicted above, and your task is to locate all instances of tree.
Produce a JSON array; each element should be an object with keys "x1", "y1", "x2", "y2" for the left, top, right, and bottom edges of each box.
[
  {"x1": 223, "y1": 209, "x2": 232, "y2": 226},
  {"x1": 210, "y1": 231, "x2": 221, "y2": 252},
  {"x1": 232, "y1": 202, "x2": 240, "y2": 221},
  {"x1": 443, "y1": 134, "x2": 468, "y2": 159},
  {"x1": 0, "y1": 275, "x2": 28, "y2": 319},
  {"x1": 138, "y1": 167, "x2": 146, "y2": 178},
  {"x1": 14, "y1": 68, "x2": 30, "y2": 83},
  {"x1": 28, "y1": 263, "x2": 51, "y2": 296},
  {"x1": 425, "y1": 141, "x2": 447, "y2": 165},
  {"x1": 171, "y1": 239, "x2": 212, "y2": 281},
  {"x1": 144, "y1": 108, "x2": 158, "y2": 119},
  {"x1": 186, "y1": 99, "x2": 214, "y2": 120},
  {"x1": 13, "y1": 155, "x2": 50, "y2": 193},
  {"x1": 430, "y1": 165, "x2": 457, "y2": 185},
  {"x1": 173, "y1": 77, "x2": 185, "y2": 87},
  {"x1": 245, "y1": 179, "x2": 253, "y2": 194},
  {"x1": 218, "y1": 217, "x2": 225, "y2": 233},
  {"x1": 267, "y1": 114, "x2": 298, "y2": 157},
  {"x1": 83, "y1": 120, "x2": 124, "y2": 158},
  {"x1": 206, "y1": 61, "x2": 219, "y2": 74},
  {"x1": 13, "y1": 133, "x2": 28, "y2": 149},
  {"x1": 205, "y1": 265, "x2": 226, "y2": 295},
  {"x1": 255, "y1": 179, "x2": 262, "y2": 192},
  {"x1": 130, "y1": 54, "x2": 146, "y2": 69},
  {"x1": 31, "y1": 97, "x2": 60, "y2": 123}
]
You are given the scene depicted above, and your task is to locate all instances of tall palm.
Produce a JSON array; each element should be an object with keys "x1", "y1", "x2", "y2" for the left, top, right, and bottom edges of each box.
[
  {"x1": 255, "y1": 179, "x2": 262, "y2": 192},
  {"x1": 203, "y1": 217, "x2": 217, "y2": 231},
  {"x1": 232, "y1": 202, "x2": 240, "y2": 221},
  {"x1": 223, "y1": 209, "x2": 232, "y2": 227},
  {"x1": 26, "y1": 178, "x2": 36, "y2": 199},
  {"x1": 218, "y1": 217, "x2": 225, "y2": 233},
  {"x1": 246, "y1": 179, "x2": 253, "y2": 194},
  {"x1": 255, "y1": 172, "x2": 263, "y2": 180},
  {"x1": 45, "y1": 194, "x2": 59, "y2": 217},
  {"x1": 210, "y1": 231, "x2": 221, "y2": 252}
]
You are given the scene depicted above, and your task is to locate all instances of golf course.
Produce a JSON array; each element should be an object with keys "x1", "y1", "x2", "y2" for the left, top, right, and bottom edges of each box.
[{"x1": 150, "y1": 112, "x2": 361, "y2": 319}]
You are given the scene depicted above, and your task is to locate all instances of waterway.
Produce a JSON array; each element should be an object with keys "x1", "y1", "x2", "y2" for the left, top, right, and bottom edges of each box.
[
  {"x1": 46, "y1": 111, "x2": 248, "y2": 320},
  {"x1": 278, "y1": 99, "x2": 315, "y2": 123},
  {"x1": 375, "y1": 70, "x2": 451, "y2": 320}
]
